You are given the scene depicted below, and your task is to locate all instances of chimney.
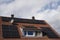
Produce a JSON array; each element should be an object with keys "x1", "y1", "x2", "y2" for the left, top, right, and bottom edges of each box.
[
  {"x1": 10, "y1": 14, "x2": 14, "y2": 23},
  {"x1": 32, "y1": 16, "x2": 35, "y2": 20},
  {"x1": 11, "y1": 14, "x2": 14, "y2": 18}
]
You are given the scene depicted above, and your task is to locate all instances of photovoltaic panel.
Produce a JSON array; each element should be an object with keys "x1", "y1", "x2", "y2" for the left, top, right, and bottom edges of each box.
[{"x1": 2, "y1": 25, "x2": 20, "y2": 38}]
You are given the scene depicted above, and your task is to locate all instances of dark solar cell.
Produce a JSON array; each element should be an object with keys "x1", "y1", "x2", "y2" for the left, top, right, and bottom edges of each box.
[
  {"x1": 41, "y1": 27, "x2": 59, "y2": 38},
  {"x1": 2, "y1": 25, "x2": 20, "y2": 38},
  {"x1": 2, "y1": 17, "x2": 11, "y2": 22}
]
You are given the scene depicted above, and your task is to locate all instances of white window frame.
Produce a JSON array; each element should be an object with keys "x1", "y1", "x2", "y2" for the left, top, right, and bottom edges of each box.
[{"x1": 37, "y1": 32, "x2": 43, "y2": 37}]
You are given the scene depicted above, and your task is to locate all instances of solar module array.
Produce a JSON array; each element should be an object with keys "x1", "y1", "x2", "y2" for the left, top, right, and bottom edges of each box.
[{"x1": 2, "y1": 25, "x2": 20, "y2": 38}]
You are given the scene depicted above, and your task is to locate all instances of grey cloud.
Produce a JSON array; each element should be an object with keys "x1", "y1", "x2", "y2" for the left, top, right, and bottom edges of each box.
[
  {"x1": 44, "y1": 12, "x2": 60, "y2": 34},
  {"x1": 37, "y1": 0, "x2": 60, "y2": 13},
  {"x1": 0, "y1": 0, "x2": 15, "y2": 4},
  {"x1": 49, "y1": 20, "x2": 60, "y2": 34}
]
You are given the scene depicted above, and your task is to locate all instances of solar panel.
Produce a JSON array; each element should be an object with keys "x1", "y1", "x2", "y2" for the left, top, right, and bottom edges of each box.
[
  {"x1": 2, "y1": 17, "x2": 46, "y2": 24},
  {"x1": 41, "y1": 27, "x2": 59, "y2": 38},
  {"x1": 2, "y1": 25, "x2": 20, "y2": 38}
]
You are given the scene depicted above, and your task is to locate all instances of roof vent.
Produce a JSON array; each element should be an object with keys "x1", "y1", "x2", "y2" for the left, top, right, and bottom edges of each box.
[{"x1": 32, "y1": 16, "x2": 35, "y2": 20}]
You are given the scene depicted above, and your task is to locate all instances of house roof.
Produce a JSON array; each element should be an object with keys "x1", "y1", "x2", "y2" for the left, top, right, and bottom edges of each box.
[
  {"x1": 2, "y1": 17, "x2": 47, "y2": 24},
  {"x1": 1, "y1": 16, "x2": 60, "y2": 38}
]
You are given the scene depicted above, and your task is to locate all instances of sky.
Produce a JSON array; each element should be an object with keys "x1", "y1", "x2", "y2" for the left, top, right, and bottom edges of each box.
[{"x1": 0, "y1": 0, "x2": 60, "y2": 35}]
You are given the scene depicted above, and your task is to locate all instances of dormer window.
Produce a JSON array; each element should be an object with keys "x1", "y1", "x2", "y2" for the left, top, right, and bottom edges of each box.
[
  {"x1": 20, "y1": 27, "x2": 35, "y2": 37},
  {"x1": 20, "y1": 26, "x2": 43, "y2": 37}
]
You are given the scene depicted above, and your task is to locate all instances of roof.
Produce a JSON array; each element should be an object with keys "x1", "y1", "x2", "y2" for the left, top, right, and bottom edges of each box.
[
  {"x1": 22, "y1": 26, "x2": 41, "y2": 31},
  {"x1": 1, "y1": 16, "x2": 47, "y2": 24},
  {"x1": 1, "y1": 16, "x2": 60, "y2": 38}
]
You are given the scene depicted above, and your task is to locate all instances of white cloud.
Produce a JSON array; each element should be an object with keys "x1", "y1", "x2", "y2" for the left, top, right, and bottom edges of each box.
[
  {"x1": 0, "y1": 0, "x2": 60, "y2": 35},
  {"x1": 0, "y1": 0, "x2": 50, "y2": 17}
]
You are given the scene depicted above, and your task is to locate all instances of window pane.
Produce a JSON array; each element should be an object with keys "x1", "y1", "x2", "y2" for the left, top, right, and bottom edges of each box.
[
  {"x1": 24, "y1": 31, "x2": 26, "y2": 35},
  {"x1": 28, "y1": 31, "x2": 33, "y2": 35}
]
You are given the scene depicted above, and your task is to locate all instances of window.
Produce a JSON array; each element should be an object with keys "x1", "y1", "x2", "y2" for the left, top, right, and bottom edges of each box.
[
  {"x1": 2, "y1": 25, "x2": 20, "y2": 38},
  {"x1": 23, "y1": 31, "x2": 35, "y2": 37},
  {"x1": 28, "y1": 31, "x2": 33, "y2": 35},
  {"x1": 20, "y1": 27, "x2": 43, "y2": 37},
  {"x1": 36, "y1": 32, "x2": 43, "y2": 37}
]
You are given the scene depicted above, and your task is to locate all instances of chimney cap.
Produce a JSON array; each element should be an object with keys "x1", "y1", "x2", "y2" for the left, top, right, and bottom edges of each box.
[
  {"x1": 32, "y1": 16, "x2": 35, "y2": 20},
  {"x1": 11, "y1": 14, "x2": 14, "y2": 18}
]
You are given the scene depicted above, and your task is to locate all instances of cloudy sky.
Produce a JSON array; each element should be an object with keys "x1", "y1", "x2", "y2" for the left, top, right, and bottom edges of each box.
[{"x1": 0, "y1": 0, "x2": 60, "y2": 35}]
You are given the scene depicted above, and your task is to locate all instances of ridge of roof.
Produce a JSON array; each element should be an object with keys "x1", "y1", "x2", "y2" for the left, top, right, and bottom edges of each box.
[
  {"x1": 1, "y1": 16, "x2": 47, "y2": 24},
  {"x1": 1, "y1": 16, "x2": 45, "y2": 21}
]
